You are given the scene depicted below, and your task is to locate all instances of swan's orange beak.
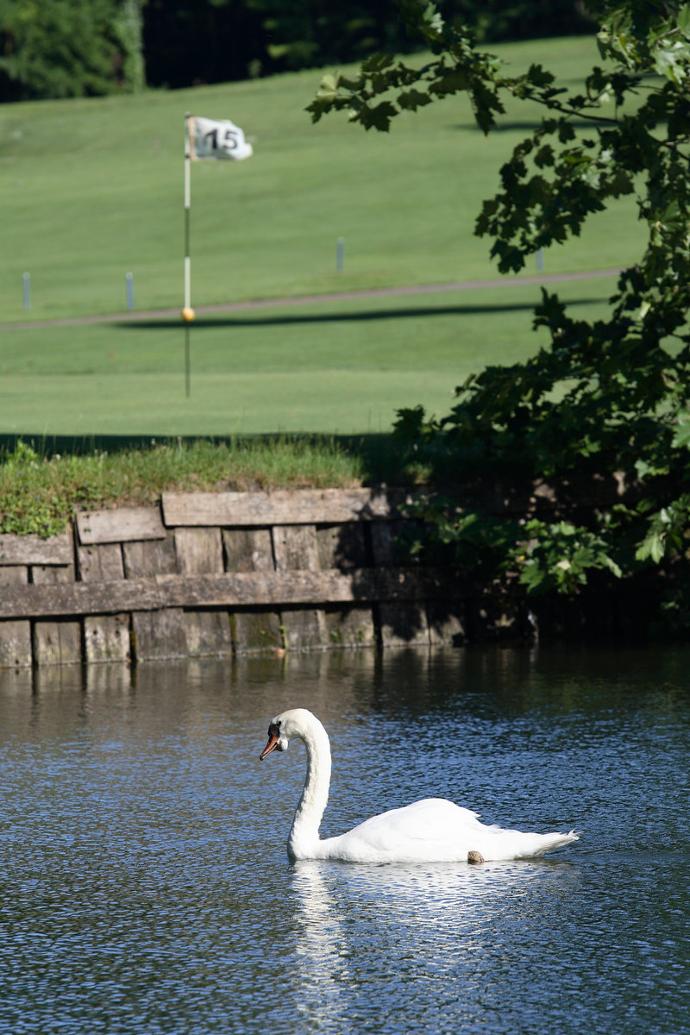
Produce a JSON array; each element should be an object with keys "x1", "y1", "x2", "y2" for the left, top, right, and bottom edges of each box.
[{"x1": 259, "y1": 733, "x2": 280, "y2": 761}]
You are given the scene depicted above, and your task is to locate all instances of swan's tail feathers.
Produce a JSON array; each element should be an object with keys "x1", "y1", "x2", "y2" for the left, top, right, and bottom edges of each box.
[{"x1": 531, "y1": 829, "x2": 580, "y2": 857}]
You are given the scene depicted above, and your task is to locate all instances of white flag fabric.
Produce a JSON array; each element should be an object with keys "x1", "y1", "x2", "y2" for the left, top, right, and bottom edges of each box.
[{"x1": 190, "y1": 116, "x2": 253, "y2": 161}]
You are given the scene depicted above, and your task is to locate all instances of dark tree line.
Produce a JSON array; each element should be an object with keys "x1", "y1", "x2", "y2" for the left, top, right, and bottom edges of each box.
[
  {"x1": 0, "y1": 0, "x2": 144, "y2": 100},
  {"x1": 0, "y1": 0, "x2": 592, "y2": 102}
]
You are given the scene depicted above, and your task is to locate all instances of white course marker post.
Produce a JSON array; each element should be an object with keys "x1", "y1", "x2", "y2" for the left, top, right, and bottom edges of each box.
[
  {"x1": 22, "y1": 272, "x2": 31, "y2": 310},
  {"x1": 336, "y1": 237, "x2": 345, "y2": 273}
]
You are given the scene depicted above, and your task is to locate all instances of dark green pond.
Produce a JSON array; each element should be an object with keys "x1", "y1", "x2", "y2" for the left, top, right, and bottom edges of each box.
[{"x1": 0, "y1": 647, "x2": 688, "y2": 1034}]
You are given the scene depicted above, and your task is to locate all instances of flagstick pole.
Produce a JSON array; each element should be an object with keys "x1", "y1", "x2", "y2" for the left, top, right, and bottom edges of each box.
[{"x1": 183, "y1": 113, "x2": 194, "y2": 398}]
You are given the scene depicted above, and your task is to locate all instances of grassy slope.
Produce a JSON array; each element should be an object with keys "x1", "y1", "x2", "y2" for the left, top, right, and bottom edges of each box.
[
  {"x1": 0, "y1": 36, "x2": 639, "y2": 435},
  {"x1": 0, "y1": 37, "x2": 638, "y2": 319}
]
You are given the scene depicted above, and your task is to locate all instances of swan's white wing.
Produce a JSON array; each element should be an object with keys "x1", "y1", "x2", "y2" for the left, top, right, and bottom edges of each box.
[
  {"x1": 318, "y1": 797, "x2": 580, "y2": 863},
  {"x1": 320, "y1": 798, "x2": 485, "y2": 862},
  {"x1": 349, "y1": 799, "x2": 482, "y2": 839}
]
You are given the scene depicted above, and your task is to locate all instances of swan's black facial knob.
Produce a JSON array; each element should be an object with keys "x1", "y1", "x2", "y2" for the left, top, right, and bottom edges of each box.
[{"x1": 259, "y1": 720, "x2": 284, "y2": 760}]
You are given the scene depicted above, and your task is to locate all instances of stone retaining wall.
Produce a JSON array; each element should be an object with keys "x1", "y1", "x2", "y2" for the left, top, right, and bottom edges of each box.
[{"x1": 0, "y1": 489, "x2": 471, "y2": 667}]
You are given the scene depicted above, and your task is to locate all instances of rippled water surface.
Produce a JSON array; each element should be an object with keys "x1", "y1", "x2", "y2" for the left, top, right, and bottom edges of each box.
[{"x1": 0, "y1": 647, "x2": 688, "y2": 1034}]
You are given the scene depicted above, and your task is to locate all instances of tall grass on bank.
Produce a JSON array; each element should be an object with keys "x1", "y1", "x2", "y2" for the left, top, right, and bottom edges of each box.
[{"x1": 0, "y1": 439, "x2": 364, "y2": 537}]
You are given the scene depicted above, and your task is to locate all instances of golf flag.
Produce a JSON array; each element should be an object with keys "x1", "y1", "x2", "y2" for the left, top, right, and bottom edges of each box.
[
  {"x1": 189, "y1": 115, "x2": 253, "y2": 161},
  {"x1": 182, "y1": 112, "x2": 253, "y2": 397}
]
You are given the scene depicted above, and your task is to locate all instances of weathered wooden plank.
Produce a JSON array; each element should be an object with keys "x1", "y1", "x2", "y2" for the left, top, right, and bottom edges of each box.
[
  {"x1": 122, "y1": 536, "x2": 177, "y2": 578},
  {"x1": 84, "y1": 614, "x2": 131, "y2": 663},
  {"x1": 0, "y1": 566, "x2": 28, "y2": 585},
  {"x1": 369, "y1": 520, "x2": 418, "y2": 567},
  {"x1": 32, "y1": 563, "x2": 76, "y2": 584},
  {"x1": 78, "y1": 543, "x2": 124, "y2": 582},
  {"x1": 33, "y1": 620, "x2": 82, "y2": 666},
  {"x1": 231, "y1": 611, "x2": 283, "y2": 653},
  {"x1": 77, "y1": 507, "x2": 166, "y2": 545},
  {"x1": 282, "y1": 609, "x2": 328, "y2": 651},
  {"x1": 0, "y1": 620, "x2": 32, "y2": 668},
  {"x1": 184, "y1": 610, "x2": 233, "y2": 657},
  {"x1": 132, "y1": 608, "x2": 187, "y2": 661},
  {"x1": 273, "y1": 526, "x2": 320, "y2": 571},
  {"x1": 162, "y1": 489, "x2": 415, "y2": 527},
  {"x1": 477, "y1": 475, "x2": 633, "y2": 515},
  {"x1": 174, "y1": 528, "x2": 223, "y2": 575},
  {"x1": 223, "y1": 528, "x2": 274, "y2": 572},
  {"x1": 0, "y1": 567, "x2": 459, "y2": 619},
  {"x1": 378, "y1": 603, "x2": 430, "y2": 648},
  {"x1": 370, "y1": 522, "x2": 394, "y2": 566},
  {"x1": 0, "y1": 568, "x2": 458, "y2": 620},
  {"x1": 324, "y1": 606, "x2": 376, "y2": 648},
  {"x1": 316, "y1": 525, "x2": 368, "y2": 571},
  {"x1": 427, "y1": 602, "x2": 466, "y2": 646},
  {"x1": 0, "y1": 532, "x2": 72, "y2": 566}
]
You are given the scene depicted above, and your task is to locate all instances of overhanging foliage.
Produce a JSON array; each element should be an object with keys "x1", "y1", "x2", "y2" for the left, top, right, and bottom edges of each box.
[{"x1": 309, "y1": 0, "x2": 690, "y2": 632}]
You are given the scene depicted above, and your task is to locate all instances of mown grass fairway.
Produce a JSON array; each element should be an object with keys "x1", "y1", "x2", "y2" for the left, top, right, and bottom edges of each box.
[
  {"x1": 1, "y1": 278, "x2": 615, "y2": 435},
  {"x1": 0, "y1": 36, "x2": 638, "y2": 435}
]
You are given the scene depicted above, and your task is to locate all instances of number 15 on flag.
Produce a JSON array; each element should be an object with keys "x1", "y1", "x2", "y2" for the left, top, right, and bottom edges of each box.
[{"x1": 189, "y1": 115, "x2": 253, "y2": 161}]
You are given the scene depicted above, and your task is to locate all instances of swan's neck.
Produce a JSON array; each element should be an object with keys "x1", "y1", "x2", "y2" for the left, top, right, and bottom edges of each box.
[{"x1": 288, "y1": 719, "x2": 331, "y2": 861}]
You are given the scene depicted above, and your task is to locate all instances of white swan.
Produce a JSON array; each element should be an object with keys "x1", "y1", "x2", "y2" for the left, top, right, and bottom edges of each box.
[{"x1": 259, "y1": 708, "x2": 580, "y2": 864}]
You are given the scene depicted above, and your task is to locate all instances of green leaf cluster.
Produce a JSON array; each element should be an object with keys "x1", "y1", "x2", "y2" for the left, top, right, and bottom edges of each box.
[{"x1": 517, "y1": 519, "x2": 622, "y2": 595}]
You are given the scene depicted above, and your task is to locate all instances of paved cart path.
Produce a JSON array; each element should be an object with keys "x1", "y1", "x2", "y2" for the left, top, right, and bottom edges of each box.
[{"x1": 2, "y1": 267, "x2": 621, "y2": 332}]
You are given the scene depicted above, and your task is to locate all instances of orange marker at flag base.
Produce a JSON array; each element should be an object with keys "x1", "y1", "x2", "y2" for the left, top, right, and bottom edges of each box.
[{"x1": 181, "y1": 307, "x2": 196, "y2": 322}]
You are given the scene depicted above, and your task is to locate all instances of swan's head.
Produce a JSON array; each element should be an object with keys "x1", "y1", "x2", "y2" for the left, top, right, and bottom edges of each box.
[{"x1": 258, "y1": 708, "x2": 317, "y2": 760}]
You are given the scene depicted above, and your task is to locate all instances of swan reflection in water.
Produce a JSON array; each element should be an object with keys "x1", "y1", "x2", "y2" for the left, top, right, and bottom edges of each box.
[{"x1": 289, "y1": 858, "x2": 579, "y2": 1031}]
